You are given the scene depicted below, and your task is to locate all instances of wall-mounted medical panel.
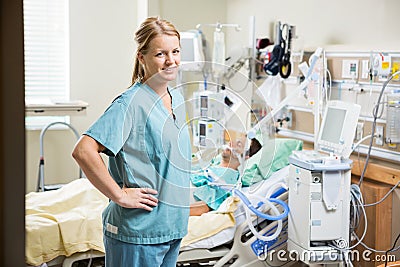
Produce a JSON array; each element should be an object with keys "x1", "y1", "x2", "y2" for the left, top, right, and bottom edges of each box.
[{"x1": 276, "y1": 48, "x2": 400, "y2": 164}]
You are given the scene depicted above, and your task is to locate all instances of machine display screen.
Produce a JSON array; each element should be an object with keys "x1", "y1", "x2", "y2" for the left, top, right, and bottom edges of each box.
[
  {"x1": 199, "y1": 123, "x2": 206, "y2": 136},
  {"x1": 320, "y1": 107, "x2": 346, "y2": 144},
  {"x1": 201, "y1": 96, "x2": 208, "y2": 108},
  {"x1": 180, "y1": 38, "x2": 195, "y2": 61}
]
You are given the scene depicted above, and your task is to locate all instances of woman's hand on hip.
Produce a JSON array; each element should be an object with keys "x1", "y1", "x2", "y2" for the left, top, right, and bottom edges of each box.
[{"x1": 117, "y1": 187, "x2": 158, "y2": 211}]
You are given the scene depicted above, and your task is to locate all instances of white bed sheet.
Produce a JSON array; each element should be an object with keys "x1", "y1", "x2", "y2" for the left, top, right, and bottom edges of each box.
[{"x1": 181, "y1": 165, "x2": 289, "y2": 250}]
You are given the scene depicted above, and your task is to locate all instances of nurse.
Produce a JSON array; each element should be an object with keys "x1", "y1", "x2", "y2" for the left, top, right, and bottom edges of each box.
[{"x1": 72, "y1": 17, "x2": 191, "y2": 267}]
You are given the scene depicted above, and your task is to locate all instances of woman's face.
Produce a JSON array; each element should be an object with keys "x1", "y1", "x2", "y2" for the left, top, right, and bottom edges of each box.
[{"x1": 138, "y1": 34, "x2": 181, "y2": 83}]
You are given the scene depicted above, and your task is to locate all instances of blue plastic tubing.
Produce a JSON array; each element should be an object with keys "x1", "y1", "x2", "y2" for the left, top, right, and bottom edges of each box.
[{"x1": 233, "y1": 188, "x2": 290, "y2": 221}]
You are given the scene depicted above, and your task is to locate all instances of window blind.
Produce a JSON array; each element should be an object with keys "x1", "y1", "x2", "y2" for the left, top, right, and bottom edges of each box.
[{"x1": 23, "y1": 0, "x2": 70, "y2": 129}]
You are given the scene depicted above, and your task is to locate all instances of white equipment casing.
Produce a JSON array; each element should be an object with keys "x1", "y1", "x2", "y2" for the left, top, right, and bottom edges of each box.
[
  {"x1": 287, "y1": 157, "x2": 351, "y2": 264},
  {"x1": 192, "y1": 119, "x2": 224, "y2": 148},
  {"x1": 193, "y1": 90, "x2": 225, "y2": 121}
]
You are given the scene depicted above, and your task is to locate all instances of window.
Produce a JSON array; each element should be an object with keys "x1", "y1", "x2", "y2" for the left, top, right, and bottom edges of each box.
[{"x1": 23, "y1": 0, "x2": 70, "y2": 130}]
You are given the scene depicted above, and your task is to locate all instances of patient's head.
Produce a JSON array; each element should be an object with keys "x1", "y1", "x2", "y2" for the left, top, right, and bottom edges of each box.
[
  {"x1": 247, "y1": 138, "x2": 262, "y2": 158},
  {"x1": 220, "y1": 139, "x2": 244, "y2": 170},
  {"x1": 220, "y1": 137, "x2": 262, "y2": 170}
]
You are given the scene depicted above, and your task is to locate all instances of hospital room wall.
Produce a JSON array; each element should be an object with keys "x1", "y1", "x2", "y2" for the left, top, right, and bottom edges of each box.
[
  {"x1": 24, "y1": 0, "x2": 228, "y2": 193},
  {"x1": 223, "y1": 0, "x2": 399, "y2": 50},
  {"x1": 25, "y1": 0, "x2": 138, "y2": 193},
  {"x1": 25, "y1": 0, "x2": 400, "y2": 192}
]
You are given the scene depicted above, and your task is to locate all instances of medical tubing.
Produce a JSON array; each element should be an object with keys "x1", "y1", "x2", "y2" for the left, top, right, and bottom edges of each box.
[
  {"x1": 266, "y1": 182, "x2": 288, "y2": 200},
  {"x1": 244, "y1": 194, "x2": 283, "y2": 242},
  {"x1": 270, "y1": 187, "x2": 287, "y2": 199},
  {"x1": 233, "y1": 189, "x2": 289, "y2": 221}
]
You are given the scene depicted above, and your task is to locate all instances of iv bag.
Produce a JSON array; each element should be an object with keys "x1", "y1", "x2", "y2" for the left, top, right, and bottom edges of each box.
[{"x1": 212, "y1": 30, "x2": 226, "y2": 76}]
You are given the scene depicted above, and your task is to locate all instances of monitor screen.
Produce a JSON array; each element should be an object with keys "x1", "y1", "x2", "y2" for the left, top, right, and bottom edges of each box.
[
  {"x1": 317, "y1": 100, "x2": 361, "y2": 158},
  {"x1": 181, "y1": 38, "x2": 195, "y2": 62},
  {"x1": 199, "y1": 123, "x2": 206, "y2": 136},
  {"x1": 320, "y1": 107, "x2": 346, "y2": 144},
  {"x1": 179, "y1": 31, "x2": 204, "y2": 71},
  {"x1": 200, "y1": 96, "x2": 208, "y2": 108}
]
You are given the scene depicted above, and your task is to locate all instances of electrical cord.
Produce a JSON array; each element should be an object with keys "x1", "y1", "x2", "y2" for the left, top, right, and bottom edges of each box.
[
  {"x1": 363, "y1": 180, "x2": 400, "y2": 207},
  {"x1": 325, "y1": 68, "x2": 333, "y2": 102},
  {"x1": 358, "y1": 70, "x2": 400, "y2": 186},
  {"x1": 350, "y1": 185, "x2": 363, "y2": 232},
  {"x1": 384, "y1": 232, "x2": 400, "y2": 267},
  {"x1": 353, "y1": 234, "x2": 400, "y2": 254},
  {"x1": 338, "y1": 185, "x2": 368, "y2": 251},
  {"x1": 348, "y1": 180, "x2": 400, "y2": 263},
  {"x1": 377, "y1": 100, "x2": 386, "y2": 119},
  {"x1": 351, "y1": 134, "x2": 376, "y2": 152}
]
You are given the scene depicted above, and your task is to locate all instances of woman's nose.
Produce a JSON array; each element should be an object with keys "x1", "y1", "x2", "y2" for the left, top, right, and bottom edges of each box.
[{"x1": 165, "y1": 53, "x2": 174, "y2": 64}]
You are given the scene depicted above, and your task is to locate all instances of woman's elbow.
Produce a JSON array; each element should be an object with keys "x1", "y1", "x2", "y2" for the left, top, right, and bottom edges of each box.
[
  {"x1": 72, "y1": 140, "x2": 84, "y2": 162},
  {"x1": 72, "y1": 136, "x2": 92, "y2": 162}
]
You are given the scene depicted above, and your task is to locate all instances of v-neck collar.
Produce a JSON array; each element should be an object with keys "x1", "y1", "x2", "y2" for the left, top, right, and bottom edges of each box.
[{"x1": 137, "y1": 82, "x2": 177, "y2": 125}]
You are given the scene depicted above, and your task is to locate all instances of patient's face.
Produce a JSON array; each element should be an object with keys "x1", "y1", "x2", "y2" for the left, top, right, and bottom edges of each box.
[{"x1": 221, "y1": 139, "x2": 244, "y2": 161}]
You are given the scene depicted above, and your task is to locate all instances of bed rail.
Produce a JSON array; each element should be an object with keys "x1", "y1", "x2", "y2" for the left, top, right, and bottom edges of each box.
[{"x1": 36, "y1": 121, "x2": 83, "y2": 192}]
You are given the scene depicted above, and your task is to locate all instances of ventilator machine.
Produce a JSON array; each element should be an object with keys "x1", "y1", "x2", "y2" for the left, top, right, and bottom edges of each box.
[{"x1": 287, "y1": 100, "x2": 361, "y2": 264}]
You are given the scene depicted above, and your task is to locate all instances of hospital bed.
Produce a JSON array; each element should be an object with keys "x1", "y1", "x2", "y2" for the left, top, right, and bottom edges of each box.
[
  {"x1": 26, "y1": 122, "x2": 108, "y2": 267},
  {"x1": 25, "y1": 178, "x2": 108, "y2": 267},
  {"x1": 26, "y1": 135, "x2": 301, "y2": 267},
  {"x1": 26, "y1": 167, "x2": 291, "y2": 267}
]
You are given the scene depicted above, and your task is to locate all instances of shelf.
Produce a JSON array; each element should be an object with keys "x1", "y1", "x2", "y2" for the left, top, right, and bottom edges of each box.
[{"x1": 25, "y1": 100, "x2": 89, "y2": 116}]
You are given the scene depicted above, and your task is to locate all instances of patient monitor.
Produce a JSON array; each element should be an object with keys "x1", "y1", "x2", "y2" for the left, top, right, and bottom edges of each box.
[
  {"x1": 180, "y1": 31, "x2": 205, "y2": 71},
  {"x1": 192, "y1": 87, "x2": 242, "y2": 148},
  {"x1": 288, "y1": 100, "x2": 361, "y2": 265},
  {"x1": 192, "y1": 119, "x2": 224, "y2": 148},
  {"x1": 317, "y1": 100, "x2": 362, "y2": 159}
]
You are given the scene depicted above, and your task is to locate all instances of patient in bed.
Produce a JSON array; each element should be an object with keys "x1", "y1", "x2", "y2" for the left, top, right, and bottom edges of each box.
[
  {"x1": 189, "y1": 133, "x2": 303, "y2": 216},
  {"x1": 189, "y1": 138, "x2": 262, "y2": 216},
  {"x1": 183, "y1": 135, "x2": 302, "y2": 249}
]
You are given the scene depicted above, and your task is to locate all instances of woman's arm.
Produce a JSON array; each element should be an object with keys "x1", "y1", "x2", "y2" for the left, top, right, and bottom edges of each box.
[
  {"x1": 189, "y1": 201, "x2": 210, "y2": 216},
  {"x1": 72, "y1": 135, "x2": 158, "y2": 211}
]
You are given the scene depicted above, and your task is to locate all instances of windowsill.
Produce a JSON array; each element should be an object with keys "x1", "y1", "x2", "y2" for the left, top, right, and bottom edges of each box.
[{"x1": 25, "y1": 100, "x2": 89, "y2": 116}]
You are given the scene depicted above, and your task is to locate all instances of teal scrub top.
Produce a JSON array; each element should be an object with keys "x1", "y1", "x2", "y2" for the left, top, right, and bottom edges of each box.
[
  {"x1": 85, "y1": 82, "x2": 191, "y2": 244},
  {"x1": 191, "y1": 166, "x2": 239, "y2": 211}
]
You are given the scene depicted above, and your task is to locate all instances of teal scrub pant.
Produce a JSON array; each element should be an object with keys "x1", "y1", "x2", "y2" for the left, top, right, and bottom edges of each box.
[{"x1": 104, "y1": 235, "x2": 182, "y2": 267}]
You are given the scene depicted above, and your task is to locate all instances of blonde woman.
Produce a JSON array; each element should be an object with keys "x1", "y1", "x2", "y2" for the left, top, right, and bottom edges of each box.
[{"x1": 73, "y1": 17, "x2": 191, "y2": 267}]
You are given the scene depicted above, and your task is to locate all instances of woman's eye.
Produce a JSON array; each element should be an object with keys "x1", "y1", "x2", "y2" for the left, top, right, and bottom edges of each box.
[
  {"x1": 155, "y1": 52, "x2": 164, "y2": 57},
  {"x1": 173, "y1": 49, "x2": 180, "y2": 54}
]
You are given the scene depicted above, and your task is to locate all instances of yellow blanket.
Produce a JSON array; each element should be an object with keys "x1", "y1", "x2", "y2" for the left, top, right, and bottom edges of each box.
[
  {"x1": 181, "y1": 196, "x2": 239, "y2": 247},
  {"x1": 25, "y1": 179, "x2": 108, "y2": 266}
]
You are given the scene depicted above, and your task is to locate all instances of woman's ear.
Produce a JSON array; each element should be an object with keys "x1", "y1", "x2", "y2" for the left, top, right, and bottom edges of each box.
[{"x1": 137, "y1": 52, "x2": 144, "y2": 65}]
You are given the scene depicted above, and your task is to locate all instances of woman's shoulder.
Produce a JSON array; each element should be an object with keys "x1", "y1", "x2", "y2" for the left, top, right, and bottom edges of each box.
[{"x1": 111, "y1": 83, "x2": 147, "y2": 105}]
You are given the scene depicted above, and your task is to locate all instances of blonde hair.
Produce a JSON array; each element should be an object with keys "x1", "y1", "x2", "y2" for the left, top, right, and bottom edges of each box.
[{"x1": 131, "y1": 17, "x2": 180, "y2": 84}]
